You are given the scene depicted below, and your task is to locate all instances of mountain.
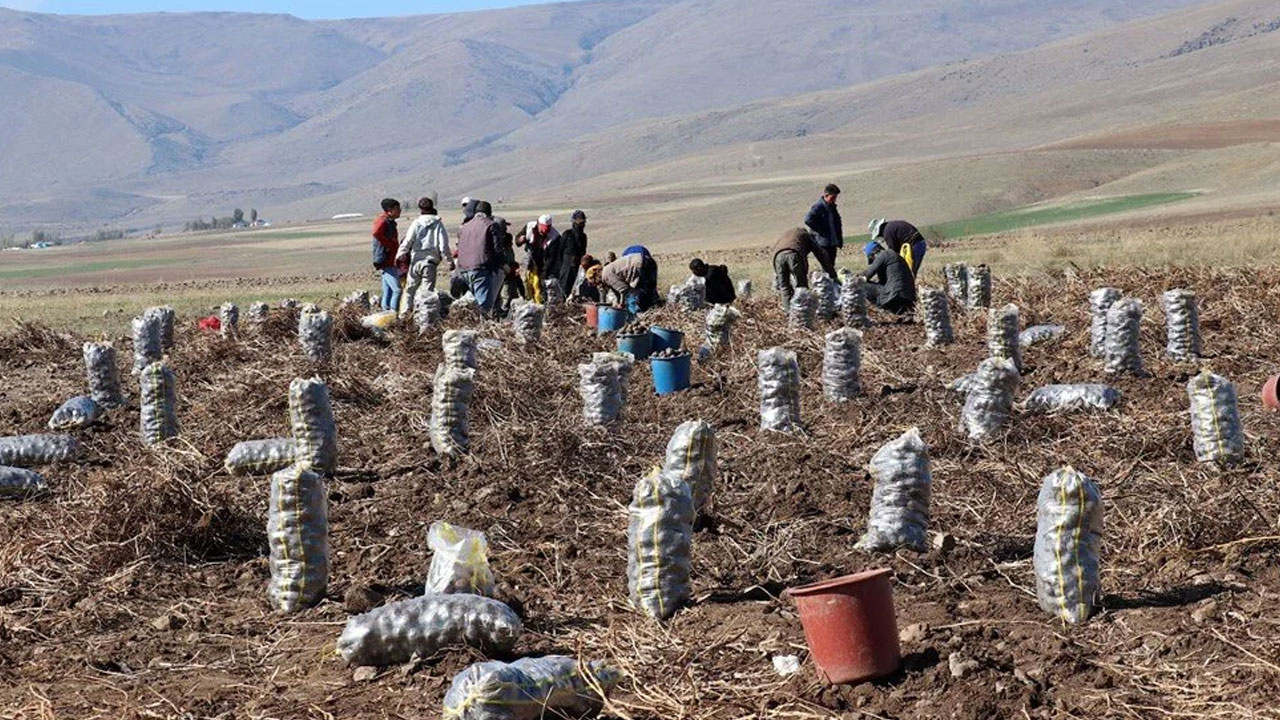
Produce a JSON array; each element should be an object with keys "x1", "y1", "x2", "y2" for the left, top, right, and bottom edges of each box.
[{"x1": 0, "y1": 0, "x2": 1213, "y2": 233}]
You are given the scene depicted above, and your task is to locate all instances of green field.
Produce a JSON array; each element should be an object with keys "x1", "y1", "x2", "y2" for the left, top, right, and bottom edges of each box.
[
  {"x1": 927, "y1": 192, "x2": 1199, "y2": 239},
  {"x1": 0, "y1": 257, "x2": 188, "y2": 280}
]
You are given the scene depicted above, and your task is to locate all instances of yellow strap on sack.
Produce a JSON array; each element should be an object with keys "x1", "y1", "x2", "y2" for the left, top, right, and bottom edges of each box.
[{"x1": 899, "y1": 243, "x2": 915, "y2": 273}]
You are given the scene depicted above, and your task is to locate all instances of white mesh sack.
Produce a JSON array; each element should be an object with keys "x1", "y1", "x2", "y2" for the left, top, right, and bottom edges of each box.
[
  {"x1": 442, "y1": 656, "x2": 620, "y2": 720},
  {"x1": 960, "y1": 357, "x2": 1020, "y2": 441},
  {"x1": 337, "y1": 593, "x2": 523, "y2": 667},
  {"x1": 987, "y1": 304, "x2": 1022, "y2": 371},
  {"x1": 705, "y1": 305, "x2": 740, "y2": 353},
  {"x1": 1163, "y1": 288, "x2": 1202, "y2": 363},
  {"x1": 139, "y1": 361, "x2": 180, "y2": 445},
  {"x1": 267, "y1": 464, "x2": 328, "y2": 613},
  {"x1": 1034, "y1": 467, "x2": 1103, "y2": 624},
  {"x1": 83, "y1": 342, "x2": 125, "y2": 408},
  {"x1": 1023, "y1": 384, "x2": 1120, "y2": 414},
  {"x1": 661, "y1": 420, "x2": 717, "y2": 513},
  {"x1": 509, "y1": 300, "x2": 544, "y2": 344},
  {"x1": 298, "y1": 306, "x2": 334, "y2": 364},
  {"x1": 838, "y1": 271, "x2": 870, "y2": 328},
  {"x1": 248, "y1": 302, "x2": 270, "y2": 324},
  {"x1": 414, "y1": 290, "x2": 443, "y2": 333},
  {"x1": 220, "y1": 303, "x2": 239, "y2": 338},
  {"x1": 578, "y1": 361, "x2": 623, "y2": 427},
  {"x1": 628, "y1": 469, "x2": 694, "y2": 620},
  {"x1": 0, "y1": 466, "x2": 47, "y2": 499},
  {"x1": 426, "y1": 521, "x2": 496, "y2": 596},
  {"x1": 1088, "y1": 288, "x2": 1121, "y2": 359},
  {"x1": 757, "y1": 347, "x2": 801, "y2": 433},
  {"x1": 0, "y1": 434, "x2": 80, "y2": 467},
  {"x1": 810, "y1": 271, "x2": 839, "y2": 321},
  {"x1": 48, "y1": 396, "x2": 103, "y2": 430},
  {"x1": 822, "y1": 327, "x2": 862, "y2": 403},
  {"x1": 736, "y1": 278, "x2": 753, "y2": 299},
  {"x1": 944, "y1": 264, "x2": 969, "y2": 305},
  {"x1": 1020, "y1": 324, "x2": 1065, "y2": 347},
  {"x1": 965, "y1": 264, "x2": 992, "y2": 310},
  {"x1": 1187, "y1": 371, "x2": 1244, "y2": 464},
  {"x1": 146, "y1": 306, "x2": 176, "y2": 350},
  {"x1": 444, "y1": 330, "x2": 479, "y2": 371},
  {"x1": 591, "y1": 351, "x2": 635, "y2": 405},
  {"x1": 788, "y1": 288, "x2": 817, "y2": 329},
  {"x1": 543, "y1": 277, "x2": 566, "y2": 306},
  {"x1": 130, "y1": 313, "x2": 163, "y2": 375},
  {"x1": 919, "y1": 288, "x2": 953, "y2": 346},
  {"x1": 856, "y1": 428, "x2": 932, "y2": 553},
  {"x1": 430, "y1": 364, "x2": 476, "y2": 458},
  {"x1": 288, "y1": 377, "x2": 338, "y2": 474},
  {"x1": 224, "y1": 438, "x2": 297, "y2": 476},
  {"x1": 1103, "y1": 298, "x2": 1144, "y2": 375},
  {"x1": 342, "y1": 291, "x2": 372, "y2": 313}
]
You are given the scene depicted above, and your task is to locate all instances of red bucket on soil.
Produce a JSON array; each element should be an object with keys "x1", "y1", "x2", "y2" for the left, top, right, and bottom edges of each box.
[
  {"x1": 788, "y1": 569, "x2": 900, "y2": 685},
  {"x1": 584, "y1": 303, "x2": 599, "y2": 329},
  {"x1": 1262, "y1": 375, "x2": 1280, "y2": 410}
]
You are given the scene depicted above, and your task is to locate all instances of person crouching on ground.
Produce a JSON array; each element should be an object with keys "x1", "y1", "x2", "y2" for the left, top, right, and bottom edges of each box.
[
  {"x1": 689, "y1": 258, "x2": 736, "y2": 305},
  {"x1": 869, "y1": 218, "x2": 928, "y2": 277},
  {"x1": 456, "y1": 201, "x2": 504, "y2": 313},
  {"x1": 594, "y1": 252, "x2": 660, "y2": 313},
  {"x1": 396, "y1": 197, "x2": 453, "y2": 316},
  {"x1": 772, "y1": 227, "x2": 819, "y2": 311},
  {"x1": 861, "y1": 239, "x2": 917, "y2": 315},
  {"x1": 572, "y1": 254, "x2": 602, "y2": 303},
  {"x1": 371, "y1": 198, "x2": 403, "y2": 312}
]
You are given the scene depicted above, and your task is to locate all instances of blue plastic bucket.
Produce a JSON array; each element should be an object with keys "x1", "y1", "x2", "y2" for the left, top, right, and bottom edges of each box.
[
  {"x1": 650, "y1": 326, "x2": 685, "y2": 352},
  {"x1": 618, "y1": 332, "x2": 653, "y2": 360},
  {"x1": 651, "y1": 354, "x2": 692, "y2": 395},
  {"x1": 597, "y1": 306, "x2": 630, "y2": 335}
]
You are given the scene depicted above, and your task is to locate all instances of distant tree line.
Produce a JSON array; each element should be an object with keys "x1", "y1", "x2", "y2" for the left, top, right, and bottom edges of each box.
[{"x1": 184, "y1": 207, "x2": 258, "y2": 232}]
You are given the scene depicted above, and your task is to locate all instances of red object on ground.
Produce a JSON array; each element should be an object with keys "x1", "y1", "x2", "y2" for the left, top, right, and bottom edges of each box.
[
  {"x1": 1263, "y1": 375, "x2": 1280, "y2": 410},
  {"x1": 584, "y1": 302, "x2": 599, "y2": 329},
  {"x1": 788, "y1": 568, "x2": 901, "y2": 685},
  {"x1": 198, "y1": 316, "x2": 222, "y2": 332}
]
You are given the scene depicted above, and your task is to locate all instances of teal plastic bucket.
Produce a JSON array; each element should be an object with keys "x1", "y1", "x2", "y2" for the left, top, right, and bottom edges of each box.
[
  {"x1": 651, "y1": 354, "x2": 692, "y2": 395},
  {"x1": 597, "y1": 306, "x2": 630, "y2": 335},
  {"x1": 618, "y1": 332, "x2": 653, "y2": 360},
  {"x1": 650, "y1": 326, "x2": 684, "y2": 352}
]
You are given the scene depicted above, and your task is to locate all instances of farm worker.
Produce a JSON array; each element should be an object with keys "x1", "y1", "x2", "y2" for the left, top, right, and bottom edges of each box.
[
  {"x1": 456, "y1": 201, "x2": 504, "y2": 313},
  {"x1": 597, "y1": 252, "x2": 660, "y2": 313},
  {"x1": 396, "y1": 197, "x2": 453, "y2": 316},
  {"x1": 371, "y1": 198, "x2": 403, "y2": 312},
  {"x1": 803, "y1": 183, "x2": 843, "y2": 280},
  {"x1": 558, "y1": 210, "x2": 590, "y2": 299},
  {"x1": 869, "y1": 218, "x2": 928, "y2": 276},
  {"x1": 515, "y1": 215, "x2": 560, "y2": 304},
  {"x1": 622, "y1": 244, "x2": 651, "y2": 259},
  {"x1": 861, "y1": 240, "x2": 917, "y2": 315},
  {"x1": 772, "y1": 227, "x2": 819, "y2": 311},
  {"x1": 461, "y1": 197, "x2": 478, "y2": 224},
  {"x1": 493, "y1": 216, "x2": 525, "y2": 314},
  {"x1": 689, "y1": 258, "x2": 736, "y2": 305},
  {"x1": 603, "y1": 251, "x2": 618, "y2": 265},
  {"x1": 572, "y1": 254, "x2": 602, "y2": 303}
]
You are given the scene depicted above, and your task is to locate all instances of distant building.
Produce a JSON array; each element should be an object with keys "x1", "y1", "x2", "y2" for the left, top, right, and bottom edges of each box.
[
  {"x1": 251, "y1": 219, "x2": 271, "y2": 227},
  {"x1": 332, "y1": 213, "x2": 365, "y2": 220}
]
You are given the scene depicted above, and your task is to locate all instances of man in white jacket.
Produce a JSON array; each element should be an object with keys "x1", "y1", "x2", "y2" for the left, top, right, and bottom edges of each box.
[{"x1": 397, "y1": 197, "x2": 454, "y2": 315}]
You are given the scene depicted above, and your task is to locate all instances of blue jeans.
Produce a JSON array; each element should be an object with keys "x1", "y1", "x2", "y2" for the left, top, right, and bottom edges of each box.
[
  {"x1": 463, "y1": 269, "x2": 495, "y2": 312},
  {"x1": 380, "y1": 269, "x2": 402, "y2": 311}
]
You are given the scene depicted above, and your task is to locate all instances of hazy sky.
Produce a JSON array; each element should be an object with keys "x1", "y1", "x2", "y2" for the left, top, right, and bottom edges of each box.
[{"x1": 0, "y1": 1, "x2": 533, "y2": 18}]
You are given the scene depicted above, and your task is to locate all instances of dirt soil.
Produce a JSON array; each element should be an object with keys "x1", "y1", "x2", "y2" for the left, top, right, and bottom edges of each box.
[{"x1": 1, "y1": 265, "x2": 1279, "y2": 719}]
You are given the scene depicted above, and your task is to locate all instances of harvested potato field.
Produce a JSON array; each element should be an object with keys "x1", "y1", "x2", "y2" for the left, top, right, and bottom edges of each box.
[{"x1": 1, "y1": 266, "x2": 1279, "y2": 719}]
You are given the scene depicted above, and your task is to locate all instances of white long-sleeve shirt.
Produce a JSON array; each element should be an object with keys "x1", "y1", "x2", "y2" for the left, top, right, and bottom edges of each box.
[{"x1": 397, "y1": 214, "x2": 452, "y2": 267}]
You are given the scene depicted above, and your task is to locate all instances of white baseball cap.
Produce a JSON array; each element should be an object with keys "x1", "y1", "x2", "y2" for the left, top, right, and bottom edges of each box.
[
  {"x1": 538, "y1": 214, "x2": 553, "y2": 226},
  {"x1": 461, "y1": 197, "x2": 472, "y2": 206}
]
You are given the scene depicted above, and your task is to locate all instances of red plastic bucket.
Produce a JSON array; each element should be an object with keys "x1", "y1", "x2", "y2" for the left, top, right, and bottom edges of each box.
[
  {"x1": 1263, "y1": 375, "x2": 1280, "y2": 410},
  {"x1": 584, "y1": 303, "x2": 599, "y2": 329},
  {"x1": 788, "y1": 569, "x2": 900, "y2": 684}
]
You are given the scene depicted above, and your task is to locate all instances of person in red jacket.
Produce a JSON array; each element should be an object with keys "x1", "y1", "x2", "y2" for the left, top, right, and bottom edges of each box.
[{"x1": 371, "y1": 198, "x2": 403, "y2": 311}]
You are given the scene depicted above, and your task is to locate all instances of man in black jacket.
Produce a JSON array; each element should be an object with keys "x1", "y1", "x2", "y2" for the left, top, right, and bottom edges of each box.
[
  {"x1": 558, "y1": 210, "x2": 589, "y2": 298},
  {"x1": 803, "y1": 183, "x2": 843, "y2": 279},
  {"x1": 861, "y1": 240, "x2": 916, "y2": 315},
  {"x1": 689, "y1": 258, "x2": 736, "y2": 305}
]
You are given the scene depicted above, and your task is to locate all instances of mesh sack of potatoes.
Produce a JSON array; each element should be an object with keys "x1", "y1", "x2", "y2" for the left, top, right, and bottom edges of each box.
[
  {"x1": 578, "y1": 360, "x2": 624, "y2": 427},
  {"x1": 248, "y1": 302, "x2": 270, "y2": 324},
  {"x1": 509, "y1": 300, "x2": 544, "y2": 344},
  {"x1": 288, "y1": 377, "x2": 338, "y2": 474},
  {"x1": 220, "y1": 303, "x2": 239, "y2": 338},
  {"x1": 48, "y1": 396, "x2": 103, "y2": 430},
  {"x1": 1020, "y1": 324, "x2": 1064, "y2": 347},
  {"x1": 856, "y1": 428, "x2": 932, "y2": 553},
  {"x1": 139, "y1": 361, "x2": 180, "y2": 445},
  {"x1": 949, "y1": 372, "x2": 976, "y2": 399},
  {"x1": 667, "y1": 276, "x2": 706, "y2": 312},
  {"x1": 1088, "y1": 288, "x2": 1121, "y2": 359},
  {"x1": 1163, "y1": 288, "x2": 1202, "y2": 363},
  {"x1": 267, "y1": 464, "x2": 328, "y2": 613},
  {"x1": 444, "y1": 330, "x2": 479, "y2": 371},
  {"x1": 342, "y1": 291, "x2": 372, "y2": 313},
  {"x1": 430, "y1": 364, "x2": 476, "y2": 457},
  {"x1": 131, "y1": 313, "x2": 163, "y2": 375},
  {"x1": 442, "y1": 656, "x2": 620, "y2": 720},
  {"x1": 543, "y1": 277, "x2": 566, "y2": 306},
  {"x1": 224, "y1": 438, "x2": 297, "y2": 476},
  {"x1": 704, "y1": 304, "x2": 740, "y2": 353},
  {"x1": 83, "y1": 342, "x2": 125, "y2": 408},
  {"x1": 965, "y1": 264, "x2": 991, "y2": 310},
  {"x1": 146, "y1": 306, "x2": 176, "y2": 350},
  {"x1": 661, "y1": 420, "x2": 717, "y2": 513},
  {"x1": 1187, "y1": 371, "x2": 1245, "y2": 464},
  {"x1": 1022, "y1": 384, "x2": 1120, "y2": 414},
  {"x1": 810, "y1": 271, "x2": 839, "y2": 321},
  {"x1": 788, "y1": 288, "x2": 817, "y2": 329},
  {"x1": 822, "y1": 327, "x2": 863, "y2": 403},
  {"x1": 736, "y1": 278, "x2": 752, "y2": 299},
  {"x1": 838, "y1": 270, "x2": 870, "y2": 328},
  {"x1": 1103, "y1": 298, "x2": 1144, "y2": 375},
  {"x1": 0, "y1": 434, "x2": 80, "y2": 467},
  {"x1": 758, "y1": 347, "x2": 802, "y2": 433},
  {"x1": 944, "y1": 263, "x2": 969, "y2": 305},
  {"x1": 0, "y1": 466, "x2": 47, "y2": 499},
  {"x1": 1034, "y1": 466, "x2": 1103, "y2": 624},
  {"x1": 959, "y1": 356, "x2": 1020, "y2": 441},
  {"x1": 414, "y1": 290, "x2": 443, "y2": 333},
  {"x1": 919, "y1": 288, "x2": 954, "y2": 347},
  {"x1": 426, "y1": 521, "x2": 496, "y2": 596},
  {"x1": 298, "y1": 305, "x2": 334, "y2": 364},
  {"x1": 628, "y1": 468, "x2": 695, "y2": 620},
  {"x1": 337, "y1": 593, "x2": 523, "y2": 667},
  {"x1": 987, "y1": 303, "x2": 1022, "y2": 371}
]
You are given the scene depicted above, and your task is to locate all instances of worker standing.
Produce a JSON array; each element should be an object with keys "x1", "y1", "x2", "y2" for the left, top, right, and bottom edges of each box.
[
  {"x1": 803, "y1": 183, "x2": 843, "y2": 279},
  {"x1": 396, "y1": 197, "x2": 453, "y2": 315},
  {"x1": 371, "y1": 198, "x2": 403, "y2": 312},
  {"x1": 558, "y1": 210, "x2": 589, "y2": 300}
]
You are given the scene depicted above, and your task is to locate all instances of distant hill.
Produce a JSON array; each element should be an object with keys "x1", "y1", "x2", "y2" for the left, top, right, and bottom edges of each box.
[{"x1": 0, "y1": 0, "x2": 1213, "y2": 233}]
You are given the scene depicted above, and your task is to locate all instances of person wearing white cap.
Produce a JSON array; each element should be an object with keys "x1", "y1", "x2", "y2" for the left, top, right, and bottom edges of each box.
[
  {"x1": 868, "y1": 218, "x2": 927, "y2": 276},
  {"x1": 514, "y1": 214, "x2": 560, "y2": 304}
]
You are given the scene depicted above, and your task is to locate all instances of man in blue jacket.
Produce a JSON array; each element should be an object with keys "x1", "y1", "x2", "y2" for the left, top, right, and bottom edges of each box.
[{"x1": 803, "y1": 183, "x2": 843, "y2": 280}]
